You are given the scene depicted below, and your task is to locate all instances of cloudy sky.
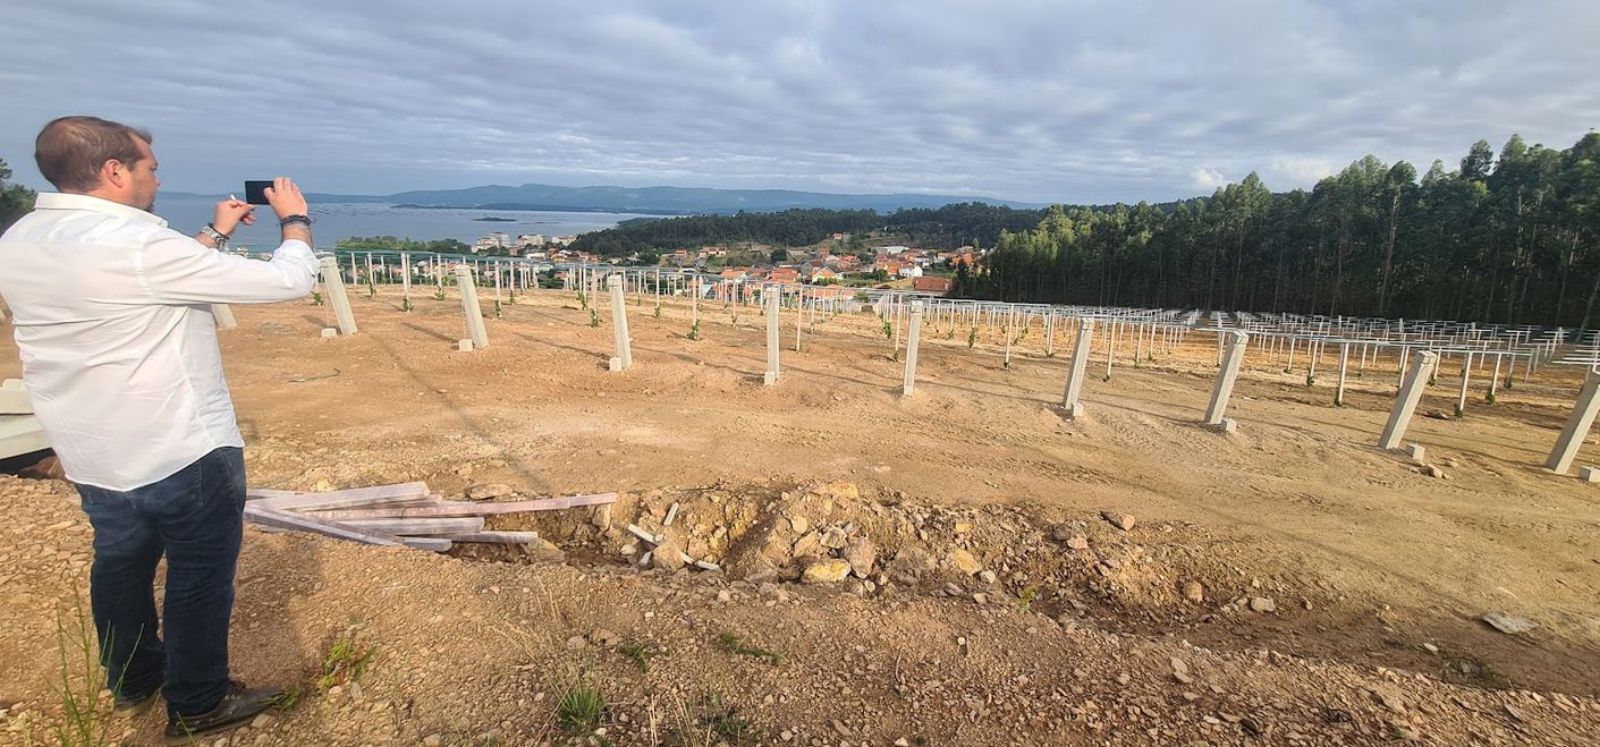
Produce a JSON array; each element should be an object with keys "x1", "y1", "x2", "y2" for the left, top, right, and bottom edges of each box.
[{"x1": 3, "y1": 0, "x2": 1596, "y2": 204}]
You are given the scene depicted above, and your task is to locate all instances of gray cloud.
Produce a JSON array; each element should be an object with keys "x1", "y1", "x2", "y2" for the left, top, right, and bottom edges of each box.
[{"x1": 2, "y1": 0, "x2": 1596, "y2": 204}]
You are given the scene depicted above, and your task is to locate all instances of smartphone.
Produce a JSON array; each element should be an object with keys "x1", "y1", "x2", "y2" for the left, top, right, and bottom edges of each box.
[{"x1": 244, "y1": 180, "x2": 273, "y2": 205}]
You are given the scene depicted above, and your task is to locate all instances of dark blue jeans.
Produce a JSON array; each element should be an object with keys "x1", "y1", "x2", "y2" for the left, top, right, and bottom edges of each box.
[{"x1": 75, "y1": 446, "x2": 246, "y2": 719}]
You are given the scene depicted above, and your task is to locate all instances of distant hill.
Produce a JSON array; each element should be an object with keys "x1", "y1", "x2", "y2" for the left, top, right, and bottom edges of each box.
[{"x1": 167, "y1": 184, "x2": 1040, "y2": 214}]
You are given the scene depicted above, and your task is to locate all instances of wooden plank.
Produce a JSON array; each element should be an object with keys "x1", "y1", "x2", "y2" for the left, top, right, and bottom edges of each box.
[
  {"x1": 304, "y1": 501, "x2": 482, "y2": 520},
  {"x1": 400, "y1": 537, "x2": 452, "y2": 552},
  {"x1": 0, "y1": 415, "x2": 50, "y2": 460},
  {"x1": 243, "y1": 504, "x2": 404, "y2": 547},
  {"x1": 0, "y1": 389, "x2": 32, "y2": 415},
  {"x1": 248, "y1": 482, "x2": 434, "y2": 511},
  {"x1": 1, "y1": 379, "x2": 23, "y2": 391},
  {"x1": 338, "y1": 517, "x2": 485, "y2": 536},
  {"x1": 443, "y1": 531, "x2": 540, "y2": 544},
  {"x1": 307, "y1": 493, "x2": 616, "y2": 520}
]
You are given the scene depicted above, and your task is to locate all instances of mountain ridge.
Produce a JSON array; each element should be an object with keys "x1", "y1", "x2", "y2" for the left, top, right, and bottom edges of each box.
[{"x1": 163, "y1": 183, "x2": 1040, "y2": 215}]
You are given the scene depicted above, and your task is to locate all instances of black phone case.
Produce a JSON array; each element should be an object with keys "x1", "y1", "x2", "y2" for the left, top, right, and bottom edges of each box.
[{"x1": 244, "y1": 181, "x2": 272, "y2": 205}]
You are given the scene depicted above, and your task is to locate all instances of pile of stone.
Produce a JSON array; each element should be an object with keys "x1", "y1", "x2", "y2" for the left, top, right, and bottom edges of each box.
[{"x1": 244, "y1": 481, "x2": 614, "y2": 552}]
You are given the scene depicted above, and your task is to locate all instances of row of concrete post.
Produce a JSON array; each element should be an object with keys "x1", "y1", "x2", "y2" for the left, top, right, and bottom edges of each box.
[{"x1": 262, "y1": 262, "x2": 1600, "y2": 481}]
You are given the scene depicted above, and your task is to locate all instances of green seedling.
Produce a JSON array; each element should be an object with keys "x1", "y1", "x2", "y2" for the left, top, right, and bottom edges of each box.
[{"x1": 716, "y1": 632, "x2": 781, "y2": 665}]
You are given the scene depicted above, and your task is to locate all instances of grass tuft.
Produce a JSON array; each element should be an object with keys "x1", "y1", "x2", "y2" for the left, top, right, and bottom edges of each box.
[
  {"x1": 29, "y1": 598, "x2": 124, "y2": 747},
  {"x1": 618, "y1": 642, "x2": 653, "y2": 674},
  {"x1": 716, "y1": 632, "x2": 782, "y2": 665},
  {"x1": 556, "y1": 682, "x2": 606, "y2": 734},
  {"x1": 316, "y1": 632, "x2": 376, "y2": 691}
]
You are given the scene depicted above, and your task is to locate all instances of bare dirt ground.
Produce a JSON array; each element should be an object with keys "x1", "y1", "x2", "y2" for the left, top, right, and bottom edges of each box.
[{"x1": 3, "y1": 285, "x2": 1600, "y2": 746}]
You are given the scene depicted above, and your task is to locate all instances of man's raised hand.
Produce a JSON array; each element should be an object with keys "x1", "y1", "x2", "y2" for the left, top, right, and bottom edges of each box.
[
  {"x1": 211, "y1": 199, "x2": 255, "y2": 236},
  {"x1": 262, "y1": 177, "x2": 309, "y2": 220}
]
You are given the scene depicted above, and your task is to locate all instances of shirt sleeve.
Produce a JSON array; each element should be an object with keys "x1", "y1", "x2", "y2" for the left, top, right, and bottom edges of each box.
[{"x1": 133, "y1": 228, "x2": 320, "y2": 305}]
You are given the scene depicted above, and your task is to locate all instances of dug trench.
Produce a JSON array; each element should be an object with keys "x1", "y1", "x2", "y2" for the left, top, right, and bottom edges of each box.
[{"x1": 453, "y1": 478, "x2": 1595, "y2": 701}]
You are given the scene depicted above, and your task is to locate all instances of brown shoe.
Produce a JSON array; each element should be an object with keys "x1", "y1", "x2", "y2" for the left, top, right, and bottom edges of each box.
[
  {"x1": 164, "y1": 680, "x2": 283, "y2": 742},
  {"x1": 113, "y1": 687, "x2": 159, "y2": 715}
]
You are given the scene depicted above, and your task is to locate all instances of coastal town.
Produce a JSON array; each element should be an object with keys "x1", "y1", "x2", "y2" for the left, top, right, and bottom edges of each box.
[{"x1": 465, "y1": 229, "x2": 975, "y2": 295}]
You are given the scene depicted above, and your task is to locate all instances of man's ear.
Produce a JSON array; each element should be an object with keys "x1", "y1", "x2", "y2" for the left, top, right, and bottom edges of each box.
[{"x1": 100, "y1": 159, "x2": 126, "y2": 189}]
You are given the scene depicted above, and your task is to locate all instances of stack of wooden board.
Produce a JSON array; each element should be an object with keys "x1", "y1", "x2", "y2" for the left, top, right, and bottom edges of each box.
[
  {"x1": 244, "y1": 481, "x2": 615, "y2": 552},
  {"x1": 0, "y1": 379, "x2": 49, "y2": 462}
]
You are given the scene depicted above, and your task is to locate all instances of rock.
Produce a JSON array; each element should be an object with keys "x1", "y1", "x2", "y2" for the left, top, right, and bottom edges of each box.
[
  {"x1": 1421, "y1": 465, "x2": 1445, "y2": 478},
  {"x1": 818, "y1": 481, "x2": 860, "y2": 501},
  {"x1": 589, "y1": 628, "x2": 620, "y2": 647},
  {"x1": 653, "y1": 529, "x2": 686, "y2": 571},
  {"x1": 716, "y1": 590, "x2": 732, "y2": 603},
  {"x1": 589, "y1": 504, "x2": 613, "y2": 530},
  {"x1": 972, "y1": 593, "x2": 989, "y2": 605},
  {"x1": 527, "y1": 537, "x2": 565, "y2": 563},
  {"x1": 1249, "y1": 596, "x2": 1277, "y2": 613},
  {"x1": 1387, "y1": 719, "x2": 1420, "y2": 740},
  {"x1": 820, "y1": 526, "x2": 849, "y2": 550},
  {"x1": 1101, "y1": 511, "x2": 1135, "y2": 531},
  {"x1": 423, "y1": 735, "x2": 443, "y2": 747},
  {"x1": 948, "y1": 549, "x2": 983, "y2": 576},
  {"x1": 952, "y1": 520, "x2": 973, "y2": 534},
  {"x1": 1170, "y1": 657, "x2": 1189, "y2": 676},
  {"x1": 791, "y1": 531, "x2": 824, "y2": 559},
  {"x1": 1049, "y1": 523, "x2": 1076, "y2": 542},
  {"x1": 1065, "y1": 535, "x2": 1090, "y2": 551},
  {"x1": 1181, "y1": 580, "x2": 1205, "y2": 604},
  {"x1": 978, "y1": 570, "x2": 997, "y2": 585},
  {"x1": 787, "y1": 515, "x2": 810, "y2": 534},
  {"x1": 1481, "y1": 612, "x2": 1536, "y2": 635},
  {"x1": 1422, "y1": 643, "x2": 1439, "y2": 654},
  {"x1": 842, "y1": 538, "x2": 877, "y2": 578},
  {"x1": 887, "y1": 547, "x2": 936, "y2": 579},
  {"x1": 466, "y1": 483, "x2": 513, "y2": 501},
  {"x1": 1371, "y1": 687, "x2": 1407, "y2": 713},
  {"x1": 566, "y1": 635, "x2": 588, "y2": 650},
  {"x1": 723, "y1": 552, "x2": 779, "y2": 582},
  {"x1": 250, "y1": 713, "x2": 274, "y2": 730},
  {"x1": 802, "y1": 558, "x2": 852, "y2": 584}
]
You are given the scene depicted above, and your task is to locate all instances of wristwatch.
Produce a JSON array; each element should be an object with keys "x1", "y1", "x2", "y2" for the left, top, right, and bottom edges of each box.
[
  {"x1": 198, "y1": 223, "x2": 230, "y2": 250},
  {"x1": 279, "y1": 214, "x2": 313, "y2": 227}
]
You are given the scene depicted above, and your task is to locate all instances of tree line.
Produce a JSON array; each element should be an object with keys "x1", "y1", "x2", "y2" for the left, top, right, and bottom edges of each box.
[
  {"x1": 0, "y1": 159, "x2": 37, "y2": 233},
  {"x1": 973, "y1": 134, "x2": 1600, "y2": 328},
  {"x1": 568, "y1": 203, "x2": 1046, "y2": 258},
  {"x1": 336, "y1": 236, "x2": 472, "y2": 253}
]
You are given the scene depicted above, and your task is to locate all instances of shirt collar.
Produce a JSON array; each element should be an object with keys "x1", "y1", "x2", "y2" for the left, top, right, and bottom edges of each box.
[{"x1": 34, "y1": 193, "x2": 169, "y2": 228}]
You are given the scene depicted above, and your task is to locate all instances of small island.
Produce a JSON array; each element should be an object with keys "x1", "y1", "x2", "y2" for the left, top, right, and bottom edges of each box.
[{"x1": 472, "y1": 216, "x2": 517, "y2": 222}]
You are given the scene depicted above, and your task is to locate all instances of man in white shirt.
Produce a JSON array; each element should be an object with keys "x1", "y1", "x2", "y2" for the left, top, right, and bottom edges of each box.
[{"x1": 0, "y1": 116, "x2": 318, "y2": 740}]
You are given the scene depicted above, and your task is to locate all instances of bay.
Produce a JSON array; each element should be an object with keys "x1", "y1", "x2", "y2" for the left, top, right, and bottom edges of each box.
[{"x1": 150, "y1": 195, "x2": 650, "y2": 250}]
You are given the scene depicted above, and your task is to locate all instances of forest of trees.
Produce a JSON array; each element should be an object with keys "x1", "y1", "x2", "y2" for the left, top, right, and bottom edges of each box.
[
  {"x1": 0, "y1": 159, "x2": 37, "y2": 233},
  {"x1": 568, "y1": 202, "x2": 1045, "y2": 258},
  {"x1": 974, "y1": 134, "x2": 1600, "y2": 328},
  {"x1": 336, "y1": 235, "x2": 471, "y2": 253}
]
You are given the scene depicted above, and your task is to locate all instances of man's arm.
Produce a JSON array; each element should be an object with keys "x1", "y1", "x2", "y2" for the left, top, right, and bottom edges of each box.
[
  {"x1": 133, "y1": 177, "x2": 319, "y2": 305},
  {"x1": 134, "y1": 232, "x2": 319, "y2": 305}
]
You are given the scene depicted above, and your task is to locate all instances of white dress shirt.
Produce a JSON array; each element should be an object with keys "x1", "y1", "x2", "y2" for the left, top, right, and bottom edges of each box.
[{"x1": 0, "y1": 193, "x2": 319, "y2": 490}]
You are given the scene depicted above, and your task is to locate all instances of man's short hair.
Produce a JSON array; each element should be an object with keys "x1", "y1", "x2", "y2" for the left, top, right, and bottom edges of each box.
[{"x1": 34, "y1": 116, "x2": 153, "y2": 192}]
